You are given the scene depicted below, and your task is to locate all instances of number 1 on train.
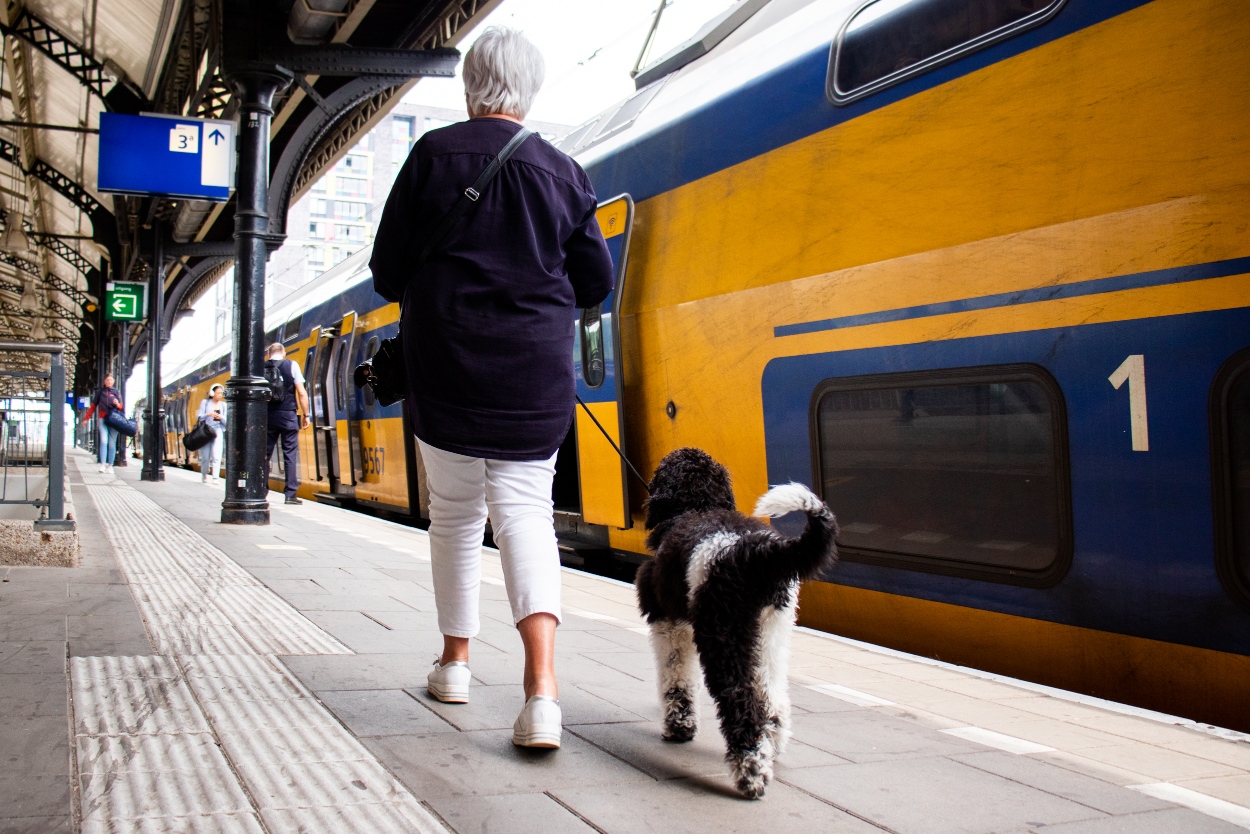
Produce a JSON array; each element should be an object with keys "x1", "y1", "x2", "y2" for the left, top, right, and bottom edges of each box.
[{"x1": 1109, "y1": 354, "x2": 1148, "y2": 452}]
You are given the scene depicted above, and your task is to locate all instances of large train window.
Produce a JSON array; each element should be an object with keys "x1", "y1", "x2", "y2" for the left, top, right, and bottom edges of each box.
[
  {"x1": 1211, "y1": 348, "x2": 1250, "y2": 610},
  {"x1": 282, "y1": 315, "x2": 302, "y2": 342},
  {"x1": 827, "y1": 0, "x2": 1067, "y2": 105},
  {"x1": 812, "y1": 364, "x2": 1071, "y2": 585}
]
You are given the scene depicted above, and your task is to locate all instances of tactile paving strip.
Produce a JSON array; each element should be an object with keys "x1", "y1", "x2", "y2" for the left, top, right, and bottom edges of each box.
[
  {"x1": 70, "y1": 456, "x2": 446, "y2": 833},
  {"x1": 83, "y1": 471, "x2": 349, "y2": 657}
]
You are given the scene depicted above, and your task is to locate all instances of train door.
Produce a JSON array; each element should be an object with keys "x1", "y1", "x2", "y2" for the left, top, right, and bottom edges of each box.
[
  {"x1": 309, "y1": 325, "x2": 341, "y2": 488},
  {"x1": 572, "y1": 195, "x2": 634, "y2": 528},
  {"x1": 332, "y1": 311, "x2": 361, "y2": 490}
]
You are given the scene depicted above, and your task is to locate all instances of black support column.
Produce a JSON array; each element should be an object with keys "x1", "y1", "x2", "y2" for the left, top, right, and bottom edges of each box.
[
  {"x1": 140, "y1": 223, "x2": 165, "y2": 482},
  {"x1": 220, "y1": 68, "x2": 292, "y2": 524}
]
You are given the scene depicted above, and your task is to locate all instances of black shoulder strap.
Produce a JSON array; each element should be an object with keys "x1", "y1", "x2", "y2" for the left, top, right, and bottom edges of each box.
[{"x1": 416, "y1": 126, "x2": 533, "y2": 267}]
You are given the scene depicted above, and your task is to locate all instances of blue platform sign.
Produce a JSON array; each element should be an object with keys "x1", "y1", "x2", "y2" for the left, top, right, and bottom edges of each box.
[{"x1": 98, "y1": 113, "x2": 235, "y2": 201}]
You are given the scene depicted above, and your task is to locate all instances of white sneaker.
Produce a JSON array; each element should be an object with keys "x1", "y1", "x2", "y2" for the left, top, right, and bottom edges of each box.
[
  {"x1": 97, "y1": 464, "x2": 106, "y2": 473},
  {"x1": 106, "y1": 464, "x2": 114, "y2": 474},
  {"x1": 512, "y1": 695, "x2": 562, "y2": 749},
  {"x1": 427, "y1": 660, "x2": 471, "y2": 703}
]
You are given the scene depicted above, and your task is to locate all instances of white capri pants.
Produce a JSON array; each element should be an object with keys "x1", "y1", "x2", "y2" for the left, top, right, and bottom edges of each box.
[{"x1": 418, "y1": 438, "x2": 562, "y2": 637}]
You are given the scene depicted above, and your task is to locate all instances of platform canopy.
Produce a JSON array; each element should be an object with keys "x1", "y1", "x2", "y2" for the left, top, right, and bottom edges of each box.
[{"x1": 0, "y1": 0, "x2": 498, "y2": 394}]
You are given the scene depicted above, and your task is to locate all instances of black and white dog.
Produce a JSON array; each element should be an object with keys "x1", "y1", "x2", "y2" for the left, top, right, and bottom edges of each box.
[{"x1": 636, "y1": 447, "x2": 838, "y2": 800}]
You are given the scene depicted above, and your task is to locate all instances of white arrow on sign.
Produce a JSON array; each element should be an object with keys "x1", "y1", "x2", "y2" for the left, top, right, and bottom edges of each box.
[
  {"x1": 201, "y1": 121, "x2": 232, "y2": 188},
  {"x1": 111, "y1": 297, "x2": 128, "y2": 313}
]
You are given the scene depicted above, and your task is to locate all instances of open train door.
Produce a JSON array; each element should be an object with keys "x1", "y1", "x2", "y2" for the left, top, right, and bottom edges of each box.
[
  {"x1": 573, "y1": 195, "x2": 634, "y2": 529},
  {"x1": 308, "y1": 324, "x2": 341, "y2": 488},
  {"x1": 331, "y1": 311, "x2": 361, "y2": 491}
]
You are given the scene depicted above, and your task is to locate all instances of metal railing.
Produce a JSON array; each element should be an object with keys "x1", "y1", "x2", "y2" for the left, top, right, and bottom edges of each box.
[{"x1": 0, "y1": 341, "x2": 71, "y2": 530}]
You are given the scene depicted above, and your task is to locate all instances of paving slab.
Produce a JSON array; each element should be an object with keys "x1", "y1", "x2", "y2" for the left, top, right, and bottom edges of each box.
[
  {"x1": 422, "y1": 792, "x2": 596, "y2": 834},
  {"x1": 780, "y1": 756, "x2": 1106, "y2": 834},
  {"x1": 365, "y1": 729, "x2": 655, "y2": 798},
  {"x1": 951, "y1": 751, "x2": 1173, "y2": 815},
  {"x1": 1020, "y1": 807, "x2": 1250, "y2": 833},
  {"x1": 316, "y1": 689, "x2": 459, "y2": 737},
  {"x1": 550, "y1": 778, "x2": 883, "y2": 834}
]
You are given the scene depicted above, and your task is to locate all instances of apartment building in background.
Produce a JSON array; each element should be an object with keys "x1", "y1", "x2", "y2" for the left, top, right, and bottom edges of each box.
[{"x1": 263, "y1": 101, "x2": 572, "y2": 308}]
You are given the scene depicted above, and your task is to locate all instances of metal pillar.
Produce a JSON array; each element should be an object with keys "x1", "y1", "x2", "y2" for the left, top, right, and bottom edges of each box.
[
  {"x1": 39, "y1": 349, "x2": 71, "y2": 530},
  {"x1": 221, "y1": 67, "x2": 291, "y2": 525},
  {"x1": 141, "y1": 222, "x2": 165, "y2": 481}
]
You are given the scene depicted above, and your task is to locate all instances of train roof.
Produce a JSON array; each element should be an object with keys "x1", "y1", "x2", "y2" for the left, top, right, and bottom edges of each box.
[
  {"x1": 565, "y1": 0, "x2": 855, "y2": 167},
  {"x1": 163, "y1": 245, "x2": 375, "y2": 388}
]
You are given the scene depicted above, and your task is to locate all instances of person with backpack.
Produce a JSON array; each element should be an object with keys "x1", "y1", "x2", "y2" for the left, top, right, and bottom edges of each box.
[
  {"x1": 264, "y1": 343, "x2": 310, "y2": 505},
  {"x1": 84, "y1": 373, "x2": 124, "y2": 475},
  {"x1": 196, "y1": 384, "x2": 227, "y2": 484}
]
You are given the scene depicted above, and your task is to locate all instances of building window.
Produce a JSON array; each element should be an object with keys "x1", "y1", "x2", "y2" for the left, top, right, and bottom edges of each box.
[
  {"x1": 335, "y1": 177, "x2": 369, "y2": 198},
  {"x1": 392, "y1": 116, "x2": 415, "y2": 159},
  {"x1": 423, "y1": 117, "x2": 453, "y2": 135},
  {"x1": 311, "y1": 181, "x2": 327, "y2": 195},
  {"x1": 338, "y1": 153, "x2": 369, "y2": 173},
  {"x1": 1211, "y1": 348, "x2": 1250, "y2": 610},
  {"x1": 812, "y1": 364, "x2": 1071, "y2": 585},
  {"x1": 311, "y1": 199, "x2": 328, "y2": 216},
  {"x1": 827, "y1": 0, "x2": 1066, "y2": 105},
  {"x1": 334, "y1": 224, "x2": 365, "y2": 243},
  {"x1": 336, "y1": 201, "x2": 368, "y2": 220}
]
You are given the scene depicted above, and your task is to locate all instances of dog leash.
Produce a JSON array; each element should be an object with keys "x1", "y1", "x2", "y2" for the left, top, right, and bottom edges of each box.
[{"x1": 575, "y1": 395, "x2": 652, "y2": 494}]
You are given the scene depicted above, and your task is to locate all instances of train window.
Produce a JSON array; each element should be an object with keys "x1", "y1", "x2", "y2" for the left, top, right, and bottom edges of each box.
[
  {"x1": 361, "y1": 337, "x2": 379, "y2": 408},
  {"x1": 580, "y1": 306, "x2": 605, "y2": 388},
  {"x1": 283, "y1": 315, "x2": 302, "y2": 342},
  {"x1": 827, "y1": 0, "x2": 1066, "y2": 105},
  {"x1": 264, "y1": 327, "x2": 279, "y2": 345},
  {"x1": 1211, "y1": 348, "x2": 1250, "y2": 609},
  {"x1": 812, "y1": 364, "x2": 1071, "y2": 585}
]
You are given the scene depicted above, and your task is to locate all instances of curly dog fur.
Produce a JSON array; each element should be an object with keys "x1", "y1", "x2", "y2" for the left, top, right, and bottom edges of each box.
[{"x1": 636, "y1": 447, "x2": 838, "y2": 799}]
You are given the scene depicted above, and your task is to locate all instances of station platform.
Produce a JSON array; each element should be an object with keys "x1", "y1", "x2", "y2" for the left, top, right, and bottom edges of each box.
[{"x1": 2, "y1": 450, "x2": 1250, "y2": 833}]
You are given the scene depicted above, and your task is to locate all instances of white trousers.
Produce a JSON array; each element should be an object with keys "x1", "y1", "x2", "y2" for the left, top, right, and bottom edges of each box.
[
  {"x1": 204, "y1": 432, "x2": 224, "y2": 478},
  {"x1": 418, "y1": 438, "x2": 562, "y2": 637}
]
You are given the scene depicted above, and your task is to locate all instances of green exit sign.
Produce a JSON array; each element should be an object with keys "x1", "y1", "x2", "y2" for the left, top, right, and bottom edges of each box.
[{"x1": 105, "y1": 281, "x2": 147, "y2": 322}]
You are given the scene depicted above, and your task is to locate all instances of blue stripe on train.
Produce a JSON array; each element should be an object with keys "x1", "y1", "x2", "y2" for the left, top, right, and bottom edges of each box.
[
  {"x1": 776, "y1": 256, "x2": 1250, "y2": 337},
  {"x1": 761, "y1": 306, "x2": 1250, "y2": 656},
  {"x1": 585, "y1": 0, "x2": 1155, "y2": 206}
]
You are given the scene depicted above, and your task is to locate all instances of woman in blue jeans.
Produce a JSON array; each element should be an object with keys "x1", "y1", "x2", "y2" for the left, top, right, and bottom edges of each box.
[{"x1": 91, "y1": 373, "x2": 123, "y2": 474}]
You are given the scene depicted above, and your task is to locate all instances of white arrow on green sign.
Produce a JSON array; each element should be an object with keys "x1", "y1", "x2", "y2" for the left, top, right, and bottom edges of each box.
[{"x1": 105, "y1": 281, "x2": 147, "y2": 322}]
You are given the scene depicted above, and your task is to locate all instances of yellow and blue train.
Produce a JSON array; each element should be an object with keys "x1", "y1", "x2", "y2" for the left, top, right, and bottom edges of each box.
[{"x1": 164, "y1": 0, "x2": 1250, "y2": 729}]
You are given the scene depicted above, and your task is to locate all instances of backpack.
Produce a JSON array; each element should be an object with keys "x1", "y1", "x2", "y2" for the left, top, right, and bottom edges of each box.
[{"x1": 263, "y1": 359, "x2": 287, "y2": 404}]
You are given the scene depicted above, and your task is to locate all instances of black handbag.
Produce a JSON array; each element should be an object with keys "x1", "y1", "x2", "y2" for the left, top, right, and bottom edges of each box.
[
  {"x1": 182, "y1": 419, "x2": 217, "y2": 452},
  {"x1": 104, "y1": 408, "x2": 138, "y2": 438},
  {"x1": 355, "y1": 127, "x2": 533, "y2": 408}
]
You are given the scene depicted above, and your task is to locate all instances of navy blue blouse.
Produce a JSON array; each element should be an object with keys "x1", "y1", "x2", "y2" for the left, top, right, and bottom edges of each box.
[{"x1": 371, "y1": 117, "x2": 614, "y2": 461}]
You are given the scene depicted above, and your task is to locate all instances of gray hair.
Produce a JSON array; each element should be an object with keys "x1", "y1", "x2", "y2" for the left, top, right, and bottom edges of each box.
[
  {"x1": 267, "y1": 342, "x2": 285, "y2": 358},
  {"x1": 463, "y1": 27, "x2": 545, "y2": 119}
]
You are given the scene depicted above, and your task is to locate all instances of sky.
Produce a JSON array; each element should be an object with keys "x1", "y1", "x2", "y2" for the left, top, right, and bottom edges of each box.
[
  {"x1": 401, "y1": 0, "x2": 738, "y2": 126},
  {"x1": 125, "y1": 0, "x2": 740, "y2": 406}
]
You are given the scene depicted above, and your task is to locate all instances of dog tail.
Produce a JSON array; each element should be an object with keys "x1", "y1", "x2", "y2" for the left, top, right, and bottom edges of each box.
[{"x1": 753, "y1": 483, "x2": 839, "y2": 581}]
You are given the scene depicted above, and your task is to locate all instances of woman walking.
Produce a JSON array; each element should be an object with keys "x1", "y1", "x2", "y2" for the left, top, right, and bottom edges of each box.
[
  {"x1": 197, "y1": 384, "x2": 227, "y2": 483},
  {"x1": 88, "y1": 373, "x2": 123, "y2": 475},
  {"x1": 371, "y1": 27, "x2": 614, "y2": 748}
]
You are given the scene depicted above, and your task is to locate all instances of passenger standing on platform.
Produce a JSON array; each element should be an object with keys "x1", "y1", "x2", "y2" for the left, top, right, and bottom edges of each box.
[
  {"x1": 264, "y1": 343, "x2": 311, "y2": 505},
  {"x1": 370, "y1": 27, "x2": 614, "y2": 749},
  {"x1": 87, "y1": 373, "x2": 123, "y2": 475},
  {"x1": 197, "y1": 384, "x2": 227, "y2": 483}
]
